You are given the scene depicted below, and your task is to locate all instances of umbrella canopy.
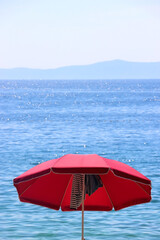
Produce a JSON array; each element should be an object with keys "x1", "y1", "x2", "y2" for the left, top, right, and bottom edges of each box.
[{"x1": 13, "y1": 154, "x2": 151, "y2": 211}]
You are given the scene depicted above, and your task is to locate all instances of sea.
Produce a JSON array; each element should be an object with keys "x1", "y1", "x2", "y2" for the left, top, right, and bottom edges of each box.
[{"x1": 0, "y1": 79, "x2": 160, "y2": 240}]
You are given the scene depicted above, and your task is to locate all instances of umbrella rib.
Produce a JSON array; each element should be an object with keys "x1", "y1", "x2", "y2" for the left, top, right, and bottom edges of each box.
[
  {"x1": 111, "y1": 169, "x2": 151, "y2": 187},
  {"x1": 59, "y1": 174, "x2": 72, "y2": 208},
  {"x1": 14, "y1": 169, "x2": 51, "y2": 184},
  {"x1": 102, "y1": 157, "x2": 151, "y2": 185},
  {"x1": 19, "y1": 169, "x2": 52, "y2": 198},
  {"x1": 102, "y1": 176, "x2": 115, "y2": 211},
  {"x1": 135, "y1": 181, "x2": 152, "y2": 198},
  {"x1": 19, "y1": 177, "x2": 39, "y2": 198},
  {"x1": 52, "y1": 155, "x2": 68, "y2": 168}
]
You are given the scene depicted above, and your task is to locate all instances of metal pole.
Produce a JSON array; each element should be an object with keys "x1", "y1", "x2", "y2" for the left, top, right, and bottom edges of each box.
[{"x1": 81, "y1": 174, "x2": 85, "y2": 240}]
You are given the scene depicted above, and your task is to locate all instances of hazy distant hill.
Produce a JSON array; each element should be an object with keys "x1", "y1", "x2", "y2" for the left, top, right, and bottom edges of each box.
[{"x1": 0, "y1": 60, "x2": 160, "y2": 80}]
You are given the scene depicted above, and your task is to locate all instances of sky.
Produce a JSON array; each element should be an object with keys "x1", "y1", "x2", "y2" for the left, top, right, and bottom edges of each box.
[{"x1": 0, "y1": 0, "x2": 160, "y2": 69}]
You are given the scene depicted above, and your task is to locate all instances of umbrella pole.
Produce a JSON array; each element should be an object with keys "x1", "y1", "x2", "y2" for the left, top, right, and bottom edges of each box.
[{"x1": 82, "y1": 174, "x2": 85, "y2": 240}]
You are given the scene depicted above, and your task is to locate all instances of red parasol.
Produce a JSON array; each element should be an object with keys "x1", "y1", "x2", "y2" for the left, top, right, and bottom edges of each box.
[{"x1": 13, "y1": 154, "x2": 151, "y2": 240}]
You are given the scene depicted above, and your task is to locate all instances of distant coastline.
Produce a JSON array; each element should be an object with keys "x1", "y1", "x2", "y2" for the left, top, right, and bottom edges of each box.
[{"x1": 0, "y1": 60, "x2": 160, "y2": 80}]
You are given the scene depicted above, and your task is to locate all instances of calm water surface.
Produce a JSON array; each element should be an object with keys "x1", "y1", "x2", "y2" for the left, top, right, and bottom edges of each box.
[{"x1": 0, "y1": 80, "x2": 160, "y2": 239}]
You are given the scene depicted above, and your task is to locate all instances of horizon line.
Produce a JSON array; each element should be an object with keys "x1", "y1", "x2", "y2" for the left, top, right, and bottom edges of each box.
[{"x1": 1, "y1": 59, "x2": 160, "y2": 70}]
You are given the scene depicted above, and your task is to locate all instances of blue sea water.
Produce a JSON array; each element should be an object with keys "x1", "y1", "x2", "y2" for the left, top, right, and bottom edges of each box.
[{"x1": 0, "y1": 79, "x2": 160, "y2": 240}]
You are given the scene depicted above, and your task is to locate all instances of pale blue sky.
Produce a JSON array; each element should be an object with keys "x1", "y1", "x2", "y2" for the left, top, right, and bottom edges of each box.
[{"x1": 0, "y1": 0, "x2": 160, "y2": 69}]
